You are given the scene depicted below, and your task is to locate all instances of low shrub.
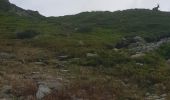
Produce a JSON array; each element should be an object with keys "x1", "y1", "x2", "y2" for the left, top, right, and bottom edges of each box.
[
  {"x1": 76, "y1": 50, "x2": 130, "y2": 67},
  {"x1": 16, "y1": 30, "x2": 39, "y2": 39}
]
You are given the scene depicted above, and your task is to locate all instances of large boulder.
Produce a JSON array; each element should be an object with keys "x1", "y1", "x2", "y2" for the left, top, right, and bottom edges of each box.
[
  {"x1": 36, "y1": 84, "x2": 51, "y2": 100},
  {"x1": 36, "y1": 80, "x2": 63, "y2": 100}
]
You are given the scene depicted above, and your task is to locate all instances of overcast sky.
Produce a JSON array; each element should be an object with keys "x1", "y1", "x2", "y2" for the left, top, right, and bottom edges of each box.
[{"x1": 9, "y1": 0, "x2": 170, "y2": 17}]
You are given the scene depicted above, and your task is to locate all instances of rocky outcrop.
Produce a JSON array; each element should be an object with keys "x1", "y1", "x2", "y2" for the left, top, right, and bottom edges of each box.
[
  {"x1": 0, "y1": 0, "x2": 42, "y2": 17},
  {"x1": 9, "y1": 4, "x2": 42, "y2": 17},
  {"x1": 130, "y1": 37, "x2": 170, "y2": 53},
  {"x1": 116, "y1": 36, "x2": 170, "y2": 53}
]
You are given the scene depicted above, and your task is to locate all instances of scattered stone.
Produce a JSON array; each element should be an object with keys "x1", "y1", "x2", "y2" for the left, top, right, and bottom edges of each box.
[
  {"x1": 0, "y1": 52, "x2": 15, "y2": 60},
  {"x1": 117, "y1": 36, "x2": 170, "y2": 53},
  {"x1": 130, "y1": 37, "x2": 170, "y2": 53}
]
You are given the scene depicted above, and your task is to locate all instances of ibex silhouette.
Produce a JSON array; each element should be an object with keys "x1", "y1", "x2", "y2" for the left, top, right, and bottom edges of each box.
[{"x1": 152, "y1": 4, "x2": 160, "y2": 11}]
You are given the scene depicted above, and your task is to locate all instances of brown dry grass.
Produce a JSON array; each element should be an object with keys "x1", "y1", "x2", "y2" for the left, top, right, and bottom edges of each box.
[
  {"x1": 11, "y1": 79, "x2": 38, "y2": 97},
  {"x1": 43, "y1": 79, "x2": 121, "y2": 100}
]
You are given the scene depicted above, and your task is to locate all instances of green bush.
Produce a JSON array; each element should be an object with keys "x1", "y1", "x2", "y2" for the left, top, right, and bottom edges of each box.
[
  {"x1": 16, "y1": 30, "x2": 39, "y2": 39},
  {"x1": 156, "y1": 43, "x2": 170, "y2": 59},
  {"x1": 76, "y1": 25, "x2": 93, "y2": 33}
]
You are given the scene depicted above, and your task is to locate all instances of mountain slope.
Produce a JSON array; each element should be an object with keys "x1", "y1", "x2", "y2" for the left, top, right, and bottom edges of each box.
[
  {"x1": 1, "y1": 0, "x2": 170, "y2": 42},
  {"x1": 52, "y1": 9, "x2": 170, "y2": 42}
]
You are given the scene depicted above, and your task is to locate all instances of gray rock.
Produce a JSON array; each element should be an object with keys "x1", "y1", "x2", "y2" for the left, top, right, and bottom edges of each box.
[
  {"x1": 86, "y1": 53, "x2": 98, "y2": 57},
  {"x1": 131, "y1": 53, "x2": 145, "y2": 58},
  {"x1": 58, "y1": 55, "x2": 69, "y2": 61},
  {"x1": 34, "y1": 62, "x2": 46, "y2": 66},
  {"x1": 36, "y1": 84, "x2": 51, "y2": 100}
]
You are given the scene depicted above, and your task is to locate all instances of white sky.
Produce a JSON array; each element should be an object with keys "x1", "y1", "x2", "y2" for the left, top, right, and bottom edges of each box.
[{"x1": 9, "y1": 0, "x2": 170, "y2": 17}]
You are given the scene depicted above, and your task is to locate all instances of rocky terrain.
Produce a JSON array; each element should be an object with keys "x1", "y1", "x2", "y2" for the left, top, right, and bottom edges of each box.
[{"x1": 0, "y1": 39, "x2": 169, "y2": 100}]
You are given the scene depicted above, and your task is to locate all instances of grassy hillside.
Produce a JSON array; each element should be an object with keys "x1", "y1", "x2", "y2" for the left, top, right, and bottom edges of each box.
[{"x1": 1, "y1": 0, "x2": 170, "y2": 99}]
